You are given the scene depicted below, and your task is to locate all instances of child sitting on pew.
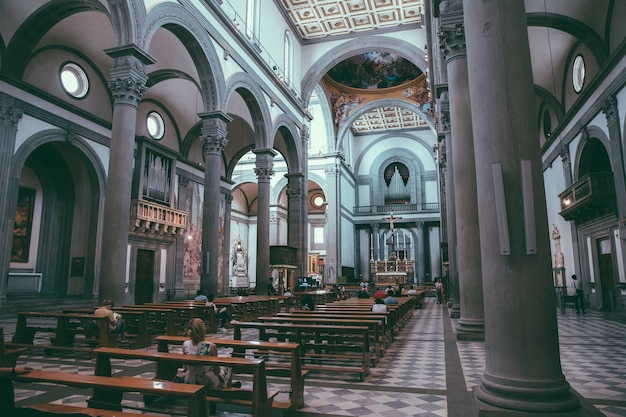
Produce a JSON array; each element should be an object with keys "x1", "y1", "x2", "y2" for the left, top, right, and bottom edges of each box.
[{"x1": 181, "y1": 318, "x2": 240, "y2": 388}]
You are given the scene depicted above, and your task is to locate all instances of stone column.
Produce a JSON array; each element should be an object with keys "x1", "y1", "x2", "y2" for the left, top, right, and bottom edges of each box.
[
  {"x1": 416, "y1": 222, "x2": 425, "y2": 284},
  {"x1": 440, "y1": 4, "x2": 485, "y2": 340},
  {"x1": 99, "y1": 46, "x2": 153, "y2": 304},
  {"x1": 254, "y1": 149, "x2": 275, "y2": 294},
  {"x1": 199, "y1": 111, "x2": 231, "y2": 297},
  {"x1": 0, "y1": 97, "x2": 23, "y2": 301},
  {"x1": 286, "y1": 173, "x2": 306, "y2": 278},
  {"x1": 464, "y1": 1, "x2": 580, "y2": 413},
  {"x1": 439, "y1": 96, "x2": 460, "y2": 317}
]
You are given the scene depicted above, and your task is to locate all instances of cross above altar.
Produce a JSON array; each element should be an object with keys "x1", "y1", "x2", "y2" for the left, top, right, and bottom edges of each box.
[{"x1": 382, "y1": 211, "x2": 402, "y2": 232}]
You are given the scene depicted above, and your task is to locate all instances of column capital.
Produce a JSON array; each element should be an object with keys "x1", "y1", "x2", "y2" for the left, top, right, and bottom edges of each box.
[
  {"x1": 254, "y1": 148, "x2": 275, "y2": 182},
  {"x1": 0, "y1": 104, "x2": 23, "y2": 130},
  {"x1": 225, "y1": 193, "x2": 234, "y2": 204},
  {"x1": 439, "y1": 23, "x2": 467, "y2": 63},
  {"x1": 324, "y1": 165, "x2": 341, "y2": 177},
  {"x1": 602, "y1": 95, "x2": 618, "y2": 124},
  {"x1": 300, "y1": 125, "x2": 310, "y2": 143},
  {"x1": 200, "y1": 112, "x2": 231, "y2": 156},
  {"x1": 286, "y1": 172, "x2": 305, "y2": 201},
  {"x1": 106, "y1": 45, "x2": 154, "y2": 107}
]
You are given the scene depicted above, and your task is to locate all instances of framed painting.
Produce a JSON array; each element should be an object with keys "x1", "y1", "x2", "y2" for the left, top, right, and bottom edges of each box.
[{"x1": 11, "y1": 187, "x2": 36, "y2": 263}]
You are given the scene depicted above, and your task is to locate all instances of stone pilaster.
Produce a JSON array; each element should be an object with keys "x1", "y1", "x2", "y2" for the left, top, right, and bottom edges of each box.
[
  {"x1": 439, "y1": 95, "x2": 460, "y2": 317},
  {"x1": 0, "y1": 98, "x2": 23, "y2": 301},
  {"x1": 602, "y1": 97, "x2": 626, "y2": 238},
  {"x1": 254, "y1": 149, "x2": 275, "y2": 294},
  {"x1": 416, "y1": 222, "x2": 425, "y2": 284},
  {"x1": 99, "y1": 45, "x2": 153, "y2": 305},
  {"x1": 199, "y1": 111, "x2": 231, "y2": 297},
  {"x1": 223, "y1": 192, "x2": 233, "y2": 293}
]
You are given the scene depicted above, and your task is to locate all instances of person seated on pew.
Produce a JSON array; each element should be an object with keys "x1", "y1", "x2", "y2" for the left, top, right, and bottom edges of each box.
[
  {"x1": 301, "y1": 294, "x2": 315, "y2": 311},
  {"x1": 373, "y1": 287, "x2": 387, "y2": 300},
  {"x1": 357, "y1": 289, "x2": 370, "y2": 298},
  {"x1": 181, "y1": 318, "x2": 240, "y2": 388},
  {"x1": 204, "y1": 294, "x2": 237, "y2": 333},
  {"x1": 95, "y1": 299, "x2": 125, "y2": 340},
  {"x1": 194, "y1": 289, "x2": 209, "y2": 303},
  {"x1": 371, "y1": 298, "x2": 388, "y2": 313},
  {"x1": 384, "y1": 289, "x2": 399, "y2": 305},
  {"x1": 0, "y1": 366, "x2": 32, "y2": 409}
]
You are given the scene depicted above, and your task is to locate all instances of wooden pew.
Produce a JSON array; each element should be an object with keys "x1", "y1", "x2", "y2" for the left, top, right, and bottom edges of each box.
[
  {"x1": 1, "y1": 327, "x2": 27, "y2": 367},
  {"x1": 155, "y1": 335, "x2": 306, "y2": 410},
  {"x1": 257, "y1": 315, "x2": 385, "y2": 363},
  {"x1": 12, "y1": 369, "x2": 206, "y2": 417},
  {"x1": 15, "y1": 403, "x2": 164, "y2": 417},
  {"x1": 233, "y1": 321, "x2": 371, "y2": 381},
  {"x1": 94, "y1": 346, "x2": 278, "y2": 417},
  {"x1": 63, "y1": 308, "x2": 150, "y2": 349},
  {"x1": 126, "y1": 303, "x2": 214, "y2": 334},
  {"x1": 9, "y1": 312, "x2": 115, "y2": 356}
]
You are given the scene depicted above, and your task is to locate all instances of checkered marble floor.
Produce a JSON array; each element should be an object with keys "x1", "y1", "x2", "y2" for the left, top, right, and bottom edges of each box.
[{"x1": 3, "y1": 298, "x2": 626, "y2": 417}]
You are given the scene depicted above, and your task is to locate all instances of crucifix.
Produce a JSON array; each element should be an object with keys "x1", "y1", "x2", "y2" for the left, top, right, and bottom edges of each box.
[{"x1": 382, "y1": 211, "x2": 402, "y2": 260}]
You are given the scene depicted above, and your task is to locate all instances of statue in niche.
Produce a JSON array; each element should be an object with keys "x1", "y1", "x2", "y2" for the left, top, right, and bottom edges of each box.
[
  {"x1": 232, "y1": 238, "x2": 248, "y2": 276},
  {"x1": 551, "y1": 224, "x2": 564, "y2": 268}
]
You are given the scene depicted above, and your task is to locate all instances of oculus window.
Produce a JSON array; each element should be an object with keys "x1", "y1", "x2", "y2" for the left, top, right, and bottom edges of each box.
[
  {"x1": 146, "y1": 111, "x2": 165, "y2": 140},
  {"x1": 572, "y1": 54, "x2": 585, "y2": 93},
  {"x1": 60, "y1": 62, "x2": 89, "y2": 98}
]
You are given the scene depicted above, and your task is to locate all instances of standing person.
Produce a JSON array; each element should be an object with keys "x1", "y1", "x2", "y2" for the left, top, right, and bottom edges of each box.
[
  {"x1": 267, "y1": 277, "x2": 277, "y2": 296},
  {"x1": 360, "y1": 279, "x2": 369, "y2": 292},
  {"x1": 95, "y1": 299, "x2": 125, "y2": 339},
  {"x1": 571, "y1": 275, "x2": 586, "y2": 314},
  {"x1": 435, "y1": 279, "x2": 444, "y2": 304},
  {"x1": 181, "y1": 318, "x2": 240, "y2": 388}
]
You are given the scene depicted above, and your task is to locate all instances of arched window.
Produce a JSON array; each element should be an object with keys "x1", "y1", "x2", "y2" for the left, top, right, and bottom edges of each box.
[
  {"x1": 284, "y1": 30, "x2": 293, "y2": 85},
  {"x1": 245, "y1": 0, "x2": 259, "y2": 41}
]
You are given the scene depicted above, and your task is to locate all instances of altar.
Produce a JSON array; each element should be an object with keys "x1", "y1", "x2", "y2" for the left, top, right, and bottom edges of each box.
[{"x1": 375, "y1": 272, "x2": 407, "y2": 287}]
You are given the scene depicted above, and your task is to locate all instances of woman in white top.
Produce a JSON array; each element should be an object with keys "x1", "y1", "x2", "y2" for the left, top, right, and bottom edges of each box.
[{"x1": 371, "y1": 298, "x2": 388, "y2": 313}]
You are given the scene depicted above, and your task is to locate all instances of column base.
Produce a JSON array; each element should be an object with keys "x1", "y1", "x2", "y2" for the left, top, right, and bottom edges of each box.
[
  {"x1": 473, "y1": 378, "x2": 583, "y2": 416},
  {"x1": 456, "y1": 319, "x2": 485, "y2": 341},
  {"x1": 449, "y1": 302, "x2": 461, "y2": 318}
]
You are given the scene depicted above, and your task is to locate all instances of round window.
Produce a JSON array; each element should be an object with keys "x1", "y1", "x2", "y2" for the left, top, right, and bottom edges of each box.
[
  {"x1": 60, "y1": 63, "x2": 89, "y2": 99},
  {"x1": 572, "y1": 54, "x2": 585, "y2": 93},
  {"x1": 146, "y1": 111, "x2": 165, "y2": 140},
  {"x1": 311, "y1": 194, "x2": 325, "y2": 208}
]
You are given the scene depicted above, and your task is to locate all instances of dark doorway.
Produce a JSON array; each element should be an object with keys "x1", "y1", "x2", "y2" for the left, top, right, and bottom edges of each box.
[
  {"x1": 135, "y1": 249, "x2": 154, "y2": 304},
  {"x1": 597, "y1": 237, "x2": 616, "y2": 312}
]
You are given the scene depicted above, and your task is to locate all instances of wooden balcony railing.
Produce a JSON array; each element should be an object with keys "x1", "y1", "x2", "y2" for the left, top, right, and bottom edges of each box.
[
  {"x1": 559, "y1": 172, "x2": 616, "y2": 223},
  {"x1": 129, "y1": 199, "x2": 188, "y2": 241}
]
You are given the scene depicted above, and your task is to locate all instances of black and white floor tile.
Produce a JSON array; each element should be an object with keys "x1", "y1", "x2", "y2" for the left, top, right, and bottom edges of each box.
[{"x1": 2, "y1": 297, "x2": 626, "y2": 416}]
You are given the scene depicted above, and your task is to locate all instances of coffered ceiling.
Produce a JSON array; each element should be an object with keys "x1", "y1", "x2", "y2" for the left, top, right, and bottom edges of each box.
[
  {"x1": 278, "y1": 0, "x2": 424, "y2": 41},
  {"x1": 276, "y1": 0, "x2": 428, "y2": 133}
]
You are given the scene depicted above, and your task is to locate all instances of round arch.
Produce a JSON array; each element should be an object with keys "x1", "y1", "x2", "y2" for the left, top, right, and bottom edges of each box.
[
  {"x1": 141, "y1": 2, "x2": 226, "y2": 112},
  {"x1": 271, "y1": 114, "x2": 302, "y2": 174},
  {"x1": 301, "y1": 36, "x2": 427, "y2": 107},
  {"x1": 224, "y1": 72, "x2": 272, "y2": 149},
  {"x1": 573, "y1": 126, "x2": 612, "y2": 180},
  {"x1": 10, "y1": 129, "x2": 107, "y2": 297}
]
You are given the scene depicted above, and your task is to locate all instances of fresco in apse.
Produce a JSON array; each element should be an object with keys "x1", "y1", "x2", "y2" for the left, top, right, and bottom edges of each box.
[{"x1": 327, "y1": 52, "x2": 422, "y2": 90}]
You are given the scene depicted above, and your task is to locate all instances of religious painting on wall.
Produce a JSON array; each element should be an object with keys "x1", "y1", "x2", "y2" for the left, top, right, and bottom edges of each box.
[
  {"x1": 12, "y1": 187, "x2": 36, "y2": 262},
  {"x1": 183, "y1": 180, "x2": 203, "y2": 283}
]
